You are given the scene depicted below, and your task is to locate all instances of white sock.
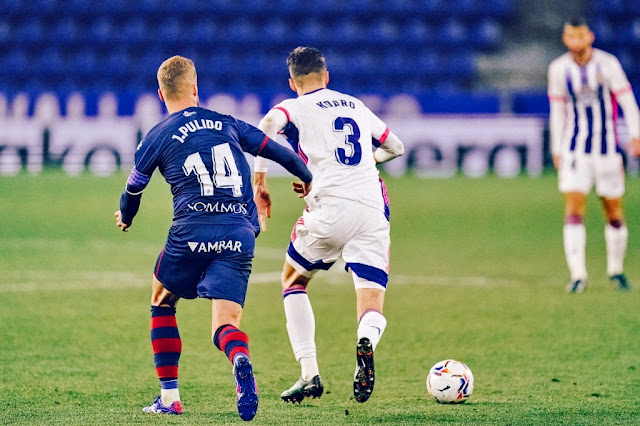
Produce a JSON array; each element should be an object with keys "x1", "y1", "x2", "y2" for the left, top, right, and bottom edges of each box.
[
  {"x1": 283, "y1": 291, "x2": 318, "y2": 380},
  {"x1": 161, "y1": 387, "x2": 180, "y2": 406},
  {"x1": 605, "y1": 224, "x2": 627, "y2": 276},
  {"x1": 563, "y1": 223, "x2": 587, "y2": 281},
  {"x1": 357, "y1": 310, "x2": 387, "y2": 351}
]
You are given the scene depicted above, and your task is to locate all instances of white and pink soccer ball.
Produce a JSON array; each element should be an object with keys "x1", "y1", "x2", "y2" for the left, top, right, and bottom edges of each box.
[{"x1": 426, "y1": 359, "x2": 474, "y2": 403}]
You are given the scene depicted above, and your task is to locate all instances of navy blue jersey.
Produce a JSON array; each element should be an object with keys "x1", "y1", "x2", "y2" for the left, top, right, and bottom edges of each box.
[{"x1": 120, "y1": 106, "x2": 311, "y2": 234}]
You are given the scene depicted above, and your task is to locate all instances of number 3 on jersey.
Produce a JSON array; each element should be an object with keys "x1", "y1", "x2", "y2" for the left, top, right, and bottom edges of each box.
[
  {"x1": 333, "y1": 117, "x2": 362, "y2": 166},
  {"x1": 183, "y1": 143, "x2": 242, "y2": 197}
]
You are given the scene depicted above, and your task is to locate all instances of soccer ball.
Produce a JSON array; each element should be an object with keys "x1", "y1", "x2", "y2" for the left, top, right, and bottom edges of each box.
[{"x1": 426, "y1": 359, "x2": 474, "y2": 404}]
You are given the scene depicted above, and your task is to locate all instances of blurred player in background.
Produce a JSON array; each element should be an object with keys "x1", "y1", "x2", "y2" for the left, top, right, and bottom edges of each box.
[
  {"x1": 114, "y1": 56, "x2": 312, "y2": 420},
  {"x1": 548, "y1": 18, "x2": 640, "y2": 293},
  {"x1": 253, "y1": 47, "x2": 405, "y2": 403}
]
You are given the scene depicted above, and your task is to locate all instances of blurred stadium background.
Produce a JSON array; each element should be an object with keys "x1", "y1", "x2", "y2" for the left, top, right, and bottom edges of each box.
[{"x1": 2, "y1": 0, "x2": 640, "y2": 177}]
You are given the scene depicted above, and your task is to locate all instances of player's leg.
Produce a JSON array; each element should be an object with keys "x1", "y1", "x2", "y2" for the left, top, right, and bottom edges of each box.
[
  {"x1": 558, "y1": 154, "x2": 592, "y2": 293},
  {"x1": 601, "y1": 197, "x2": 630, "y2": 290},
  {"x1": 211, "y1": 299, "x2": 258, "y2": 421},
  {"x1": 201, "y1": 224, "x2": 258, "y2": 421},
  {"x1": 343, "y1": 204, "x2": 390, "y2": 403},
  {"x1": 563, "y1": 191, "x2": 588, "y2": 292},
  {"x1": 280, "y1": 210, "x2": 340, "y2": 403},
  {"x1": 280, "y1": 261, "x2": 325, "y2": 403},
  {"x1": 352, "y1": 278, "x2": 388, "y2": 403},
  {"x1": 595, "y1": 155, "x2": 630, "y2": 290},
  {"x1": 144, "y1": 275, "x2": 184, "y2": 415}
]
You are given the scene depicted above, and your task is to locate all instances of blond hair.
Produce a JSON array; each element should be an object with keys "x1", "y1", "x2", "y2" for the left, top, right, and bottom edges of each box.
[{"x1": 157, "y1": 56, "x2": 197, "y2": 101}]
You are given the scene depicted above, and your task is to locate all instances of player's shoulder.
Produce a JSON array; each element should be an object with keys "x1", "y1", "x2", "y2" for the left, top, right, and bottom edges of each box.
[
  {"x1": 592, "y1": 48, "x2": 621, "y2": 65},
  {"x1": 549, "y1": 52, "x2": 572, "y2": 71}
]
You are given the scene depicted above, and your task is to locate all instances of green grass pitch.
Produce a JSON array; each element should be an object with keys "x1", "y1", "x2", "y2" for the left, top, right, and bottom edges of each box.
[{"x1": 1, "y1": 172, "x2": 640, "y2": 425}]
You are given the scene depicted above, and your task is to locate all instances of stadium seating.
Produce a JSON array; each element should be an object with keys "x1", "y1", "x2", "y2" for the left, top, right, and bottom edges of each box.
[
  {"x1": 591, "y1": 3, "x2": 640, "y2": 86},
  {"x1": 0, "y1": 0, "x2": 514, "y2": 114}
]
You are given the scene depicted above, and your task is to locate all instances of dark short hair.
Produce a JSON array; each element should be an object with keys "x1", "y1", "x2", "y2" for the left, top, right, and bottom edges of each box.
[
  {"x1": 565, "y1": 17, "x2": 588, "y2": 28},
  {"x1": 287, "y1": 46, "x2": 326, "y2": 78}
]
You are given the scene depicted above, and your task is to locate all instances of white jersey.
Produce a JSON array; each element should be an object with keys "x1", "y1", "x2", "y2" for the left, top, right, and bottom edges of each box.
[
  {"x1": 548, "y1": 49, "x2": 635, "y2": 157},
  {"x1": 271, "y1": 88, "x2": 391, "y2": 214}
]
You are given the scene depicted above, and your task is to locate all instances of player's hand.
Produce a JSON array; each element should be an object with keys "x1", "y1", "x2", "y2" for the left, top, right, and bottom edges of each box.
[
  {"x1": 292, "y1": 181, "x2": 312, "y2": 198},
  {"x1": 253, "y1": 172, "x2": 271, "y2": 231},
  {"x1": 114, "y1": 210, "x2": 130, "y2": 232},
  {"x1": 552, "y1": 154, "x2": 561, "y2": 169},
  {"x1": 628, "y1": 137, "x2": 640, "y2": 158}
]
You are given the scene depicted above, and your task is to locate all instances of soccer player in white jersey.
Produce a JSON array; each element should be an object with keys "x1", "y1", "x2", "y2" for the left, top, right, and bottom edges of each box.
[
  {"x1": 548, "y1": 18, "x2": 640, "y2": 293},
  {"x1": 252, "y1": 47, "x2": 405, "y2": 403}
]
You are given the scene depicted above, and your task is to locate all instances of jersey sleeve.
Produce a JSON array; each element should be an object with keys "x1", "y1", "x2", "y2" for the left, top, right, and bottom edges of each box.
[
  {"x1": 119, "y1": 137, "x2": 159, "y2": 227},
  {"x1": 607, "y1": 56, "x2": 633, "y2": 96},
  {"x1": 366, "y1": 107, "x2": 390, "y2": 144},
  {"x1": 235, "y1": 119, "x2": 270, "y2": 156},
  {"x1": 548, "y1": 61, "x2": 568, "y2": 156},
  {"x1": 547, "y1": 61, "x2": 567, "y2": 102},
  {"x1": 126, "y1": 138, "x2": 159, "y2": 194}
]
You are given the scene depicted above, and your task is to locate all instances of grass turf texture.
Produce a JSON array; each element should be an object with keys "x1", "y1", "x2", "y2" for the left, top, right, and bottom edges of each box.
[{"x1": 1, "y1": 172, "x2": 640, "y2": 425}]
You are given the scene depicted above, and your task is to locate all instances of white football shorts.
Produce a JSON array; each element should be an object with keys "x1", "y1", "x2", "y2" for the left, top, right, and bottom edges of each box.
[
  {"x1": 285, "y1": 197, "x2": 390, "y2": 290},
  {"x1": 558, "y1": 153, "x2": 625, "y2": 198}
]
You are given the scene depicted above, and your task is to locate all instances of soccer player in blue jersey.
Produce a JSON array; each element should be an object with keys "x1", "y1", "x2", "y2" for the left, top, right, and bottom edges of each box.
[
  {"x1": 548, "y1": 18, "x2": 640, "y2": 293},
  {"x1": 114, "y1": 56, "x2": 312, "y2": 421}
]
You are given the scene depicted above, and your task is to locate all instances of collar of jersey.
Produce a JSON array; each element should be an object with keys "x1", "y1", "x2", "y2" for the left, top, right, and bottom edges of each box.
[{"x1": 302, "y1": 88, "x2": 326, "y2": 96}]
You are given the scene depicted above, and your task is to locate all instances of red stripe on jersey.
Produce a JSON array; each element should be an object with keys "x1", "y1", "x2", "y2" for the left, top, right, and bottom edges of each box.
[
  {"x1": 613, "y1": 84, "x2": 632, "y2": 97},
  {"x1": 156, "y1": 365, "x2": 178, "y2": 379},
  {"x1": 154, "y1": 247, "x2": 166, "y2": 277},
  {"x1": 548, "y1": 94, "x2": 566, "y2": 102},
  {"x1": 379, "y1": 127, "x2": 390, "y2": 144},
  {"x1": 273, "y1": 106, "x2": 290, "y2": 122},
  {"x1": 257, "y1": 135, "x2": 269, "y2": 154},
  {"x1": 152, "y1": 338, "x2": 182, "y2": 353},
  {"x1": 151, "y1": 316, "x2": 178, "y2": 329}
]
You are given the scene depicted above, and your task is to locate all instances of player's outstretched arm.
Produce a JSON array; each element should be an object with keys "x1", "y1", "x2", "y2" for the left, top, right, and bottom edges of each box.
[
  {"x1": 258, "y1": 140, "x2": 312, "y2": 186},
  {"x1": 116, "y1": 167, "x2": 151, "y2": 232},
  {"x1": 374, "y1": 131, "x2": 405, "y2": 164},
  {"x1": 253, "y1": 171, "x2": 271, "y2": 231}
]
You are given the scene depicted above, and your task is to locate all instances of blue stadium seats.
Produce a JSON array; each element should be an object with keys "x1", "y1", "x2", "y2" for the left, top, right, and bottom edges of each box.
[
  {"x1": 119, "y1": 17, "x2": 149, "y2": 44},
  {"x1": 437, "y1": 19, "x2": 468, "y2": 46},
  {"x1": 591, "y1": 18, "x2": 614, "y2": 47},
  {"x1": 52, "y1": 17, "x2": 79, "y2": 44},
  {"x1": 512, "y1": 91, "x2": 549, "y2": 115},
  {"x1": 0, "y1": 0, "x2": 515, "y2": 107},
  {"x1": 2, "y1": 50, "x2": 28, "y2": 76},
  {"x1": 370, "y1": 18, "x2": 400, "y2": 45},
  {"x1": 0, "y1": 18, "x2": 10, "y2": 43},
  {"x1": 472, "y1": 19, "x2": 502, "y2": 49},
  {"x1": 90, "y1": 17, "x2": 115, "y2": 44},
  {"x1": 404, "y1": 19, "x2": 435, "y2": 45},
  {"x1": 17, "y1": 19, "x2": 44, "y2": 44},
  {"x1": 417, "y1": 90, "x2": 500, "y2": 114},
  {"x1": 193, "y1": 19, "x2": 223, "y2": 44}
]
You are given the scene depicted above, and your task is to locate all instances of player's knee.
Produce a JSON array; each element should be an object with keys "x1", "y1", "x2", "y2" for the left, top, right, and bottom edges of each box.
[
  {"x1": 151, "y1": 292, "x2": 179, "y2": 307},
  {"x1": 281, "y1": 267, "x2": 310, "y2": 289}
]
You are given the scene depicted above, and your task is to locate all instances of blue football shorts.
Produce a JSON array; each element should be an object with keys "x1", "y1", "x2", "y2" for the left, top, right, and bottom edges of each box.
[{"x1": 154, "y1": 223, "x2": 255, "y2": 306}]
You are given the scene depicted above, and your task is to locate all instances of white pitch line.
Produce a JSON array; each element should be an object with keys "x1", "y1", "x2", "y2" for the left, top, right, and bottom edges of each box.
[{"x1": 0, "y1": 269, "x2": 520, "y2": 293}]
